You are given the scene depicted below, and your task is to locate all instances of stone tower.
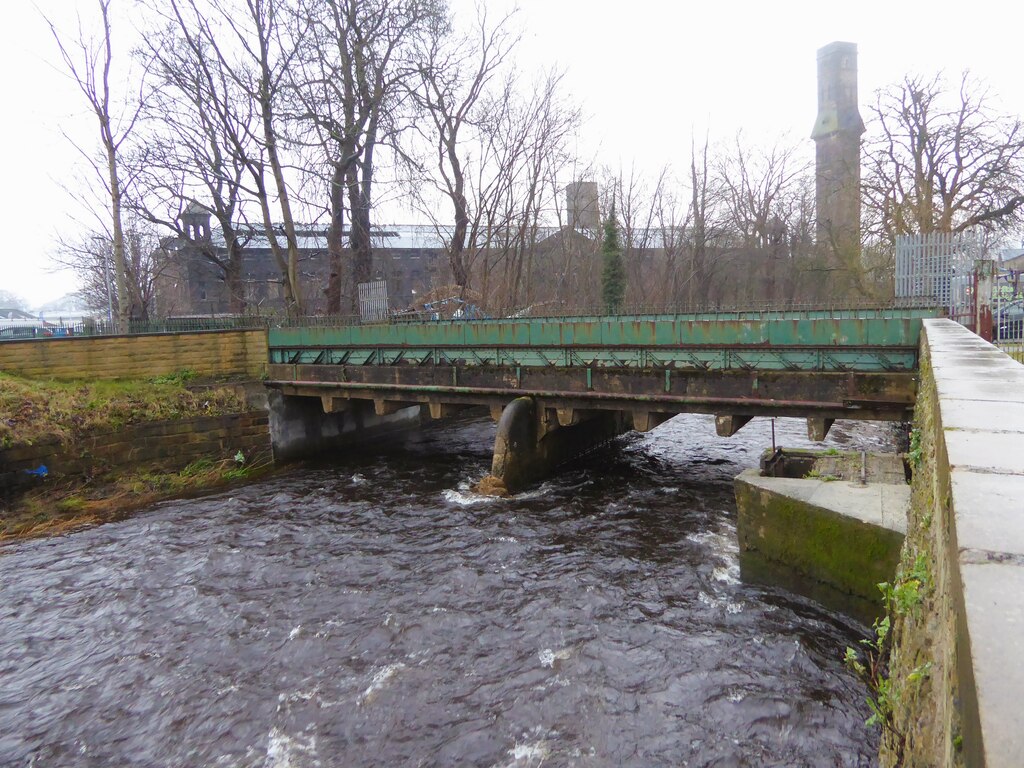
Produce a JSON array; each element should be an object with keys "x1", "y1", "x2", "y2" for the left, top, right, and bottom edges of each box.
[
  {"x1": 565, "y1": 181, "x2": 600, "y2": 233},
  {"x1": 180, "y1": 201, "x2": 212, "y2": 243},
  {"x1": 811, "y1": 41, "x2": 865, "y2": 255}
]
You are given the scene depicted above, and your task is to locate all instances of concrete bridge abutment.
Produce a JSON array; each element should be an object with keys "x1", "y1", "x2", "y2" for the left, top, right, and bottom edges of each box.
[{"x1": 267, "y1": 390, "x2": 422, "y2": 462}]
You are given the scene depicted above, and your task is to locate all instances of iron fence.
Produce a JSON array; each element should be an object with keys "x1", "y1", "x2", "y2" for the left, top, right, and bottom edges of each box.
[
  {"x1": 1, "y1": 298, "x2": 949, "y2": 344},
  {"x1": 0, "y1": 315, "x2": 272, "y2": 341},
  {"x1": 994, "y1": 263, "x2": 1024, "y2": 361}
]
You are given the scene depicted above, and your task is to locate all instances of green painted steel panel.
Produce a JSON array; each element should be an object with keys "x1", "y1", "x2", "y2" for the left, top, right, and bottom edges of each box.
[
  {"x1": 272, "y1": 309, "x2": 937, "y2": 349},
  {"x1": 267, "y1": 309, "x2": 938, "y2": 372}
]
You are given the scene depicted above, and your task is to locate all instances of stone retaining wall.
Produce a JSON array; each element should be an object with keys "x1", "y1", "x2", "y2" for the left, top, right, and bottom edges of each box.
[
  {"x1": 0, "y1": 330, "x2": 268, "y2": 380},
  {"x1": 887, "y1": 319, "x2": 1024, "y2": 767},
  {"x1": 0, "y1": 411, "x2": 270, "y2": 496}
]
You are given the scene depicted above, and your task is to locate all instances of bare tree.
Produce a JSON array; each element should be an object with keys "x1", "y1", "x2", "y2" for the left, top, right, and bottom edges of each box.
[
  {"x1": 0, "y1": 291, "x2": 29, "y2": 311},
  {"x1": 650, "y1": 178, "x2": 690, "y2": 307},
  {"x1": 685, "y1": 134, "x2": 724, "y2": 307},
  {"x1": 54, "y1": 217, "x2": 164, "y2": 323},
  {"x1": 863, "y1": 72, "x2": 1024, "y2": 242},
  {"x1": 152, "y1": 0, "x2": 306, "y2": 314},
  {"x1": 287, "y1": 0, "x2": 439, "y2": 313},
  {"x1": 715, "y1": 134, "x2": 815, "y2": 303},
  {"x1": 717, "y1": 133, "x2": 810, "y2": 248},
  {"x1": 411, "y1": 4, "x2": 517, "y2": 292},
  {"x1": 136, "y1": 1, "x2": 257, "y2": 313},
  {"x1": 601, "y1": 164, "x2": 674, "y2": 306},
  {"x1": 47, "y1": 0, "x2": 144, "y2": 333}
]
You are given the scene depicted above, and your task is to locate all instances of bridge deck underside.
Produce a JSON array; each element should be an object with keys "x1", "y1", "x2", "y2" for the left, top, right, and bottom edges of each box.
[{"x1": 266, "y1": 364, "x2": 916, "y2": 421}]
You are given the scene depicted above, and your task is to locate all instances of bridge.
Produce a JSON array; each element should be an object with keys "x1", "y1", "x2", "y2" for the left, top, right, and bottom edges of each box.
[
  {"x1": 2, "y1": 307, "x2": 1023, "y2": 764},
  {"x1": 264, "y1": 308, "x2": 936, "y2": 492},
  {"x1": 263, "y1": 309, "x2": 1024, "y2": 764}
]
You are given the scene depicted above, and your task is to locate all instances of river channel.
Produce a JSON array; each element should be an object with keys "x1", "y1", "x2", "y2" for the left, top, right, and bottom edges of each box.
[{"x1": 0, "y1": 413, "x2": 889, "y2": 767}]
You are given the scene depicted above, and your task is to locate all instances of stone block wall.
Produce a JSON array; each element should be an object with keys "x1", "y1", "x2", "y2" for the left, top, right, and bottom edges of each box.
[
  {"x1": 0, "y1": 411, "x2": 270, "y2": 496},
  {"x1": 0, "y1": 330, "x2": 268, "y2": 380},
  {"x1": 887, "y1": 319, "x2": 1024, "y2": 767}
]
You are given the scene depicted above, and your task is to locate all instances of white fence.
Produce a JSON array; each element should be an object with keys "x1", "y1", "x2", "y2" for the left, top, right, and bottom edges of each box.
[
  {"x1": 357, "y1": 279, "x2": 390, "y2": 323},
  {"x1": 895, "y1": 233, "x2": 982, "y2": 327}
]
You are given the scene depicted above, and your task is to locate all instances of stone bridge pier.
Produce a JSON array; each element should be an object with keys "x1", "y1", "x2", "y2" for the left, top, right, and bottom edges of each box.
[{"x1": 481, "y1": 398, "x2": 631, "y2": 495}]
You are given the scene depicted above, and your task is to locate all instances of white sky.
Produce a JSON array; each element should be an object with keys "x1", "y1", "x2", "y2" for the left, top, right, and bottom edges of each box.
[{"x1": 2, "y1": 0, "x2": 1022, "y2": 307}]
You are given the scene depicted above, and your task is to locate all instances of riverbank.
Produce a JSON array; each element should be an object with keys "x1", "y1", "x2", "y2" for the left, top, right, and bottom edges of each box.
[
  {"x1": 1, "y1": 454, "x2": 277, "y2": 541},
  {"x1": 0, "y1": 372, "x2": 272, "y2": 541}
]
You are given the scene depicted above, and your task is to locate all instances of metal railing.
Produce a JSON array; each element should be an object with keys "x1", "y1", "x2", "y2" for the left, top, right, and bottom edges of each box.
[
  {"x1": 1, "y1": 298, "x2": 947, "y2": 343},
  {"x1": 0, "y1": 316, "x2": 272, "y2": 341}
]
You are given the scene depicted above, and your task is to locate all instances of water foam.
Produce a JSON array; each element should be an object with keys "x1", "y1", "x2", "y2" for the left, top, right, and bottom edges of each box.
[
  {"x1": 264, "y1": 726, "x2": 319, "y2": 768},
  {"x1": 712, "y1": 564, "x2": 740, "y2": 585},
  {"x1": 359, "y1": 663, "x2": 406, "y2": 704},
  {"x1": 442, "y1": 483, "x2": 499, "y2": 506},
  {"x1": 538, "y1": 647, "x2": 572, "y2": 668}
]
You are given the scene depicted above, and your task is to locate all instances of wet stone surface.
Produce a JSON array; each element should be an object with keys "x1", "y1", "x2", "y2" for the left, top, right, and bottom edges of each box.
[{"x1": 0, "y1": 414, "x2": 887, "y2": 767}]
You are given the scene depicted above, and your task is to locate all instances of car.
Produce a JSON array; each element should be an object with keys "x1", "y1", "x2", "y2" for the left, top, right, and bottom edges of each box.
[
  {"x1": 0, "y1": 324, "x2": 53, "y2": 339},
  {"x1": 995, "y1": 300, "x2": 1024, "y2": 341}
]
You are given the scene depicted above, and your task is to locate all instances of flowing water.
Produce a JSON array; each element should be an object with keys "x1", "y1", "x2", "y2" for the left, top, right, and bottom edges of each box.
[{"x1": 0, "y1": 413, "x2": 890, "y2": 767}]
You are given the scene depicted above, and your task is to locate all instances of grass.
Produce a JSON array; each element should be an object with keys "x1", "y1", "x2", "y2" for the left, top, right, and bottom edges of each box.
[
  {"x1": 804, "y1": 469, "x2": 841, "y2": 481},
  {"x1": 1, "y1": 454, "x2": 273, "y2": 542},
  {"x1": 1, "y1": 370, "x2": 264, "y2": 542},
  {"x1": 0, "y1": 371, "x2": 244, "y2": 450}
]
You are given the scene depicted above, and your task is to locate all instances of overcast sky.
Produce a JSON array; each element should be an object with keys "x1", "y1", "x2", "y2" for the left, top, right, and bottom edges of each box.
[{"x1": 2, "y1": 0, "x2": 1022, "y2": 308}]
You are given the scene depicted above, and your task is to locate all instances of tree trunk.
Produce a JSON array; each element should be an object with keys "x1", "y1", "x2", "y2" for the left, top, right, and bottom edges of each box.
[
  {"x1": 347, "y1": 164, "x2": 372, "y2": 310},
  {"x1": 347, "y1": 117, "x2": 377, "y2": 313},
  {"x1": 103, "y1": 112, "x2": 129, "y2": 334},
  {"x1": 327, "y1": 162, "x2": 345, "y2": 314}
]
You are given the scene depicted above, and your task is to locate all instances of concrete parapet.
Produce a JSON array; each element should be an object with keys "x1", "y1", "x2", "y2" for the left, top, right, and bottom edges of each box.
[{"x1": 886, "y1": 319, "x2": 1024, "y2": 767}]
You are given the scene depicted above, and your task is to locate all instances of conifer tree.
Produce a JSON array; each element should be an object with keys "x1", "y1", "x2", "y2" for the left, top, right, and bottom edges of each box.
[{"x1": 601, "y1": 203, "x2": 626, "y2": 314}]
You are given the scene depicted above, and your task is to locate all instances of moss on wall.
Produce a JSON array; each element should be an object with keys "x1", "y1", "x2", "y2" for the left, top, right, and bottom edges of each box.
[
  {"x1": 735, "y1": 478, "x2": 904, "y2": 603},
  {"x1": 1, "y1": 410, "x2": 271, "y2": 539},
  {"x1": 881, "y1": 346, "x2": 964, "y2": 768}
]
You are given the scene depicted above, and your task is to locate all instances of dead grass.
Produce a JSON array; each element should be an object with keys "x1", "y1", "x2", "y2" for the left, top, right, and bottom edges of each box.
[
  {"x1": 0, "y1": 371, "x2": 244, "y2": 450},
  {"x1": 0, "y1": 455, "x2": 274, "y2": 542},
  {"x1": 1, "y1": 371, "x2": 267, "y2": 543}
]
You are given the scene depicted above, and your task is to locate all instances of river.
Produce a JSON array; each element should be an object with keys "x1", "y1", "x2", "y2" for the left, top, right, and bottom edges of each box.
[{"x1": 0, "y1": 413, "x2": 888, "y2": 767}]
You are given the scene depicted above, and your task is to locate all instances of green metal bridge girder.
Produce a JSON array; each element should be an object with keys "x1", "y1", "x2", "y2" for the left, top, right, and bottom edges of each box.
[{"x1": 268, "y1": 309, "x2": 938, "y2": 373}]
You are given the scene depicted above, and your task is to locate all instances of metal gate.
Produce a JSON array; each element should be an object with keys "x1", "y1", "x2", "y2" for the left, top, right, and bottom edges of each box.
[
  {"x1": 357, "y1": 279, "x2": 390, "y2": 323},
  {"x1": 895, "y1": 233, "x2": 980, "y2": 329},
  {"x1": 994, "y1": 265, "x2": 1024, "y2": 360}
]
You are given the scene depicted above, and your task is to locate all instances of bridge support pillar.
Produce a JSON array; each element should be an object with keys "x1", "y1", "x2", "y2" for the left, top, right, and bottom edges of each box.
[
  {"x1": 631, "y1": 411, "x2": 674, "y2": 433},
  {"x1": 427, "y1": 401, "x2": 464, "y2": 420},
  {"x1": 806, "y1": 417, "x2": 835, "y2": 442},
  {"x1": 479, "y1": 397, "x2": 629, "y2": 495},
  {"x1": 715, "y1": 414, "x2": 753, "y2": 437},
  {"x1": 374, "y1": 399, "x2": 412, "y2": 416},
  {"x1": 320, "y1": 395, "x2": 351, "y2": 414}
]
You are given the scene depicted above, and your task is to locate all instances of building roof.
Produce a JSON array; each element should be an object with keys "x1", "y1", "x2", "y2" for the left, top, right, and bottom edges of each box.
[
  {"x1": 164, "y1": 220, "x2": 685, "y2": 254},
  {"x1": 182, "y1": 201, "x2": 212, "y2": 216}
]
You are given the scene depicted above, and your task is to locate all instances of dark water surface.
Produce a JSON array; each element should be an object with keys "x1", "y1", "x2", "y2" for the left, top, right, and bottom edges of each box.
[{"x1": 0, "y1": 414, "x2": 886, "y2": 767}]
